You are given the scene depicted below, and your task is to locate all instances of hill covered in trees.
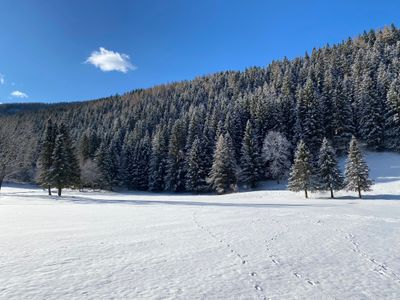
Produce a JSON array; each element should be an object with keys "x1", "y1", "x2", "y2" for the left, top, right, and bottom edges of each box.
[{"x1": 1, "y1": 25, "x2": 400, "y2": 192}]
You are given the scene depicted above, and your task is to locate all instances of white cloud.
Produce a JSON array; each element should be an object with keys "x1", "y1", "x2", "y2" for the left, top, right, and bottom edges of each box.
[
  {"x1": 85, "y1": 47, "x2": 136, "y2": 73},
  {"x1": 11, "y1": 90, "x2": 28, "y2": 98},
  {"x1": 0, "y1": 74, "x2": 4, "y2": 85}
]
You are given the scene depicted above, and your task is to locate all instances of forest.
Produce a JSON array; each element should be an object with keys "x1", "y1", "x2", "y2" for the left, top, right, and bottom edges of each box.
[{"x1": 0, "y1": 25, "x2": 399, "y2": 194}]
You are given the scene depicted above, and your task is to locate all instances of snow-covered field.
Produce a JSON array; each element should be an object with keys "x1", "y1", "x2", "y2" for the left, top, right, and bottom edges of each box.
[{"x1": 1, "y1": 152, "x2": 400, "y2": 299}]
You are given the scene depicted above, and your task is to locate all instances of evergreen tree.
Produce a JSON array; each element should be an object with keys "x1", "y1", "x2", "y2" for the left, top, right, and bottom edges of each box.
[
  {"x1": 317, "y1": 138, "x2": 343, "y2": 198},
  {"x1": 385, "y1": 77, "x2": 400, "y2": 151},
  {"x1": 262, "y1": 131, "x2": 291, "y2": 183},
  {"x1": 358, "y1": 72, "x2": 384, "y2": 150},
  {"x1": 96, "y1": 139, "x2": 120, "y2": 190},
  {"x1": 239, "y1": 120, "x2": 260, "y2": 188},
  {"x1": 344, "y1": 136, "x2": 373, "y2": 198},
  {"x1": 79, "y1": 133, "x2": 91, "y2": 161},
  {"x1": 208, "y1": 133, "x2": 237, "y2": 194},
  {"x1": 185, "y1": 137, "x2": 209, "y2": 192},
  {"x1": 288, "y1": 141, "x2": 313, "y2": 198},
  {"x1": 37, "y1": 119, "x2": 57, "y2": 195},
  {"x1": 47, "y1": 124, "x2": 80, "y2": 196},
  {"x1": 165, "y1": 119, "x2": 187, "y2": 192},
  {"x1": 148, "y1": 127, "x2": 168, "y2": 191}
]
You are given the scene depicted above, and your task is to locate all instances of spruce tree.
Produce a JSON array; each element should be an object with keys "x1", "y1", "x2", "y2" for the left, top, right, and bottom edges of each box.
[
  {"x1": 344, "y1": 136, "x2": 373, "y2": 198},
  {"x1": 185, "y1": 137, "x2": 208, "y2": 192},
  {"x1": 208, "y1": 133, "x2": 237, "y2": 194},
  {"x1": 38, "y1": 119, "x2": 57, "y2": 195},
  {"x1": 165, "y1": 119, "x2": 187, "y2": 192},
  {"x1": 288, "y1": 141, "x2": 313, "y2": 198},
  {"x1": 385, "y1": 77, "x2": 400, "y2": 151},
  {"x1": 317, "y1": 138, "x2": 343, "y2": 198},
  {"x1": 148, "y1": 127, "x2": 168, "y2": 192},
  {"x1": 48, "y1": 124, "x2": 80, "y2": 196},
  {"x1": 239, "y1": 120, "x2": 259, "y2": 188}
]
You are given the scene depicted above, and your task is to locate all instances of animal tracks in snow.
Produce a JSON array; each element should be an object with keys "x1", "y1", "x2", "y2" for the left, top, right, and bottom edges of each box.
[
  {"x1": 192, "y1": 212, "x2": 267, "y2": 299},
  {"x1": 342, "y1": 231, "x2": 400, "y2": 284}
]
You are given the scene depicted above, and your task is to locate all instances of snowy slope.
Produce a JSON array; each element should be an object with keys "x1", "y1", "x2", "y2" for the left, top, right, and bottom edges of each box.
[{"x1": 1, "y1": 152, "x2": 400, "y2": 299}]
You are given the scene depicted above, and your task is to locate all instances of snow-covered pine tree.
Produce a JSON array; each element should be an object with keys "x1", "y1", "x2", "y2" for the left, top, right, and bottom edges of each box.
[
  {"x1": 344, "y1": 136, "x2": 373, "y2": 198},
  {"x1": 239, "y1": 120, "x2": 260, "y2": 188},
  {"x1": 48, "y1": 124, "x2": 80, "y2": 196},
  {"x1": 185, "y1": 137, "x2": 209, "y2": 192},
  {"x1": 317, "y1": 138, "x2": 343, "y2": 198},
  {"x1": 148, "y1": 126, "x2": 168, "y2": 192},
  {"x1": 37, "y1": 118, "x2": 57, "y2": 195},
  {"x1": 262, "y1": 131, "x2": 291, "y2": 183},
  {"x1": 385, "y1": 77, "x2": 400, "y2": 151},
  {"x1": 96, "y1": 139, "x2": 120, "y2": 190},
  {"x1": 165, "y1": 119, "x2": 187, "y2": 192},
  {"x1": 288, "y1": 140, "x2": 313, "y2": 198},
  {"x1": 208, "y1": 133, "x2": 237, "y2": 194},
  {"x1": 357, "y1": 71, "x2": 384, "y2": 150},
  {"x1": 133, "y1": 134, "x2": 151, "y2": 190}
]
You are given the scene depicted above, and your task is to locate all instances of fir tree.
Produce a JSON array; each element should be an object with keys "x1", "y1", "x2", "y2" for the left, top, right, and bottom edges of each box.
[
  {"x1": 165, "y1": 119, "x2": 187, "y2": 192},
  {"x1": 317, "y1": 138, "x2": 343, "y2": 198},
  {"x1": 37, "y1": 119, "x2": 57, "y2": 195},
  {"x1": 239, "y1": 120, "x2": 260, "y2": 188},
  {"x1": 288, "y1": 141, "x2": 313, "y2": 198},
  {"x1": 344, "y1": 136, "x2": 373, "y2": 198},
  {"x1": 185, "y1": 137, "x2": 208, "y2": 192},
  {"x1": 148, "y1": 127, "x2": 168, "y2": 191},
  {"x1": 208, "y1": 133, "x2": 237, "y2": 194},
  {"x1": 385, "y1": 77, "x2": 400, "y2": 151},
  {"x1": 47, "y1": 124, "x2": 80, "y2": 196}
]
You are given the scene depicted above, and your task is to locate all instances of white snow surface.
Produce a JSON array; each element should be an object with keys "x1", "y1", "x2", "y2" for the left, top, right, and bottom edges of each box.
[{"x1": 1, "y1": 152, "x2": 400, "y2": 299}]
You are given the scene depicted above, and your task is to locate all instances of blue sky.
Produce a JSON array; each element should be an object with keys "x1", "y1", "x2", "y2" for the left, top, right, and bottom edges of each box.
[{"x1": 1, "y1": 0, "x2": 399, "y2": 103}]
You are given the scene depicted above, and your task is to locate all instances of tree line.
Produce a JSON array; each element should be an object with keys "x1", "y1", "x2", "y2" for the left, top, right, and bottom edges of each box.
[{"x1": 0, "y1": 25, "x2": 399, "y2": 193}]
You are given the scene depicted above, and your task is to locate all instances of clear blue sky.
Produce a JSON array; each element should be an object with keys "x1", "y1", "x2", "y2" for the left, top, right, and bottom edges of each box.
[{"x1": 0, "y1": 0, "x2": 399, "y2": 103}]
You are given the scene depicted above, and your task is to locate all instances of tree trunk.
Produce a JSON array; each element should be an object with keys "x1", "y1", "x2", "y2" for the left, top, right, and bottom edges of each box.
[
  {"x1": 305, "y1": 188, "x2": 308, "y2": 199},
  {"x1": 330, "y1": 188, "x2": 334, "y2": 199},
  {"x1": 0, "y1": 175, "x2": 3, "y2": 191},
  {"x1": 358, "y1": 186, "x2": 362, "y2": 198},
  {"x1": 48, "y1": 186, "x2": 52, "y2": 196},
  {"x1": 58, "y1": 188, "x2": 62, "y2": 197}
]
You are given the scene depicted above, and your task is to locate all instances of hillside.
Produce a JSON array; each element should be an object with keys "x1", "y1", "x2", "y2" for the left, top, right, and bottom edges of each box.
[
  {"x1": 1, "y1": 151, "x2": 400, "y2": 299},
  {"x1": 0, "y1": 26, "x2": 400, "y2": 192}
]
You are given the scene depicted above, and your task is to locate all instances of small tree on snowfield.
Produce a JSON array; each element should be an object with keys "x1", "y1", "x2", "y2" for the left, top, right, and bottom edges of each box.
[
  {"x1": 48, "y1": 124, "x2": 80, "y2": 196},
  {"x1": 317, "y1": 138, "x2": 343, "y2": 198},
  {"x1": 288, "y1": 140, "x2": 313, "y2": 198},
  {"x1": 208, "y1": 133, "x2": 237, "y2": 194},
  {"x1": 344, "y1": 136, "x2": 372, "y2": 198}
]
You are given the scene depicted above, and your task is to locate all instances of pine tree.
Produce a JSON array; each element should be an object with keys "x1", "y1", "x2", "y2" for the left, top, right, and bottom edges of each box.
[
  {"x1": 185, "y1": 137, "x2": 209, "y2": 192},
  {"x1": 317, "y1": 138, "x2": 343, "y2": 198},
  {"x1": 385, "y1": 77, "x2": 400, "y2": 151},
  {"x1": 148, "y1": 127, "x2": 168, "y2": 191},
  {"x1": 239, "y1": 120, "x2": 260, "y2": 188},
  {"x1": 262, "y1": 131, "x2": 291, "y2": 183},
  {"x1": 37, "y1": 119, "x2": 57, "y2": 195},
  {"x1": 344, "y1": 136, "x2": 373, "y2": 198},
  {"x1": 96, "y1": 139, "x2": 120, "y2": 190},
  {"x1": 208, "y1": 133, "x2": 237, "y2": 194},
  {"x1": 165, "y1": 119, "x2": 187, "y2": 192},
  {"x1": 288, "y1": 140, "x2": 313, "y2": 198},
  {"x1": 47, "y1": 124, "x2": 80, "y2": 196}
]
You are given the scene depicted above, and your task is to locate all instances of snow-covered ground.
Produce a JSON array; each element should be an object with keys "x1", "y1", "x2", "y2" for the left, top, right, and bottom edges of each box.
[{"x1": 1, "y1": 152, "x2": 400, "y2": 299}]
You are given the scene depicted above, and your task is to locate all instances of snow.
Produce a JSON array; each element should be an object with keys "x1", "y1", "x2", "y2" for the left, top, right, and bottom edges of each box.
[{"x1": 1, "y1": 152, "x2": 400, "y2": 299}]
